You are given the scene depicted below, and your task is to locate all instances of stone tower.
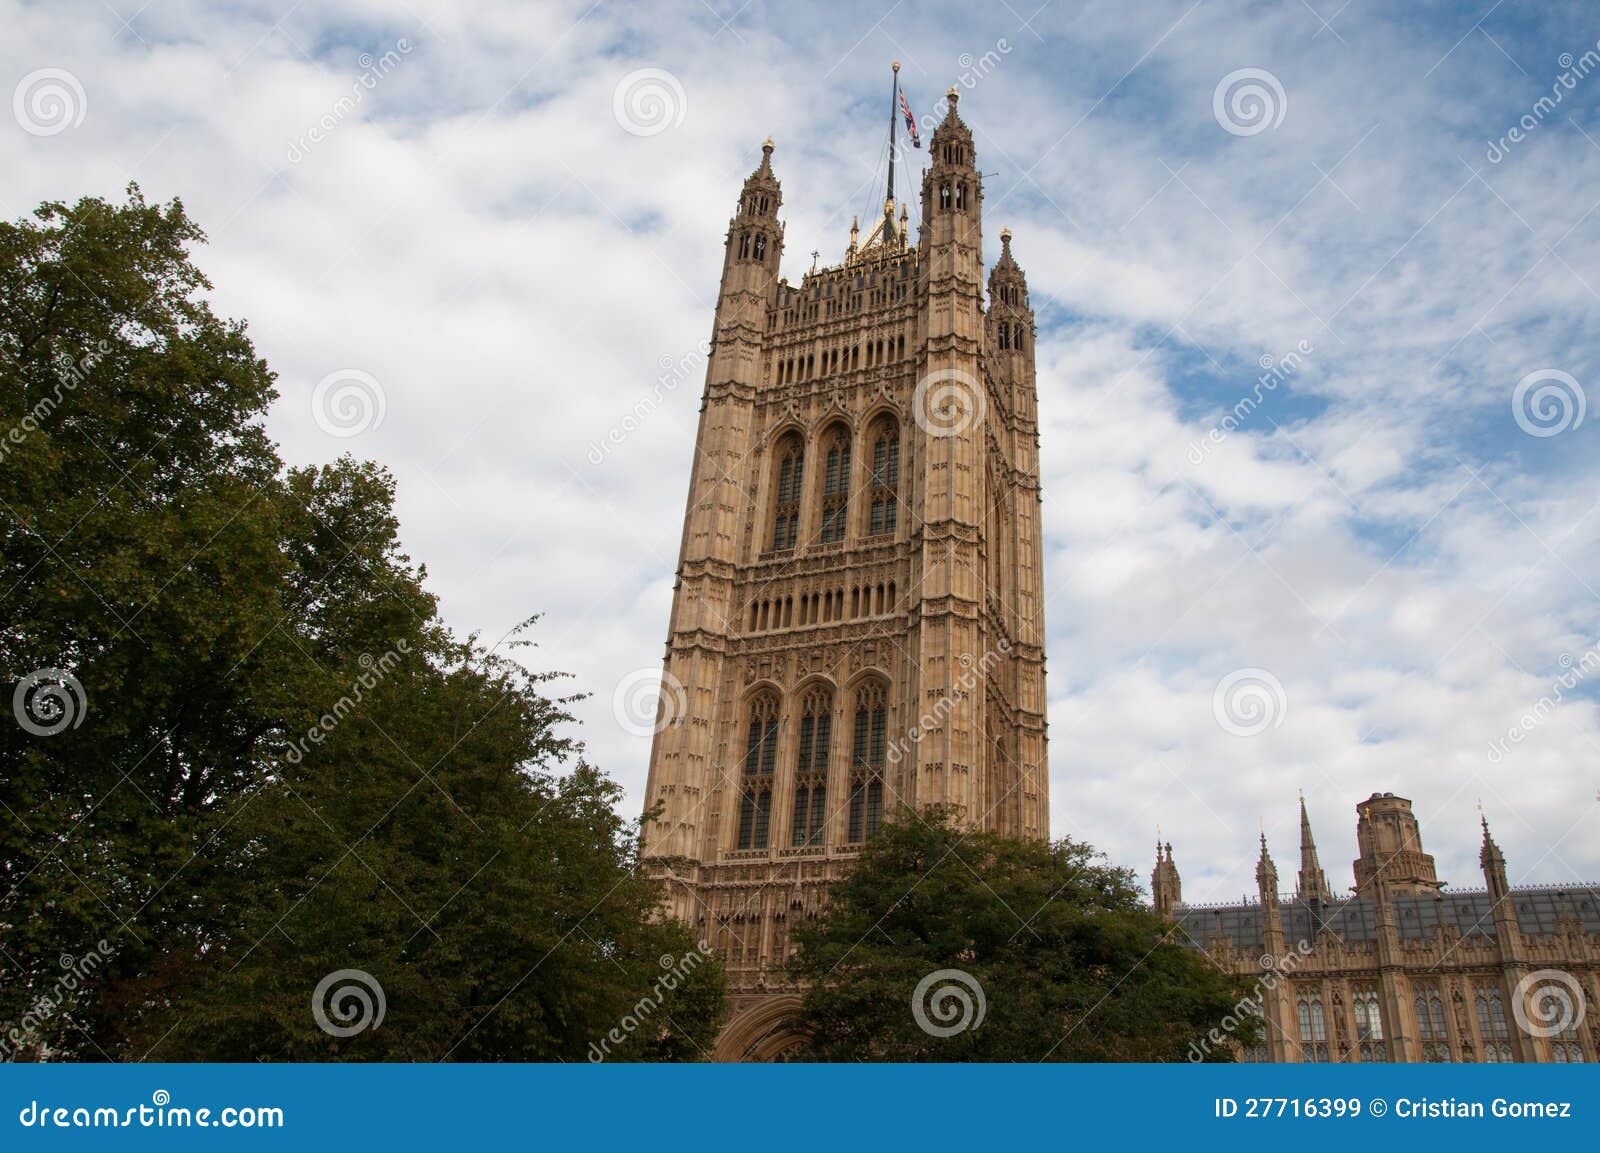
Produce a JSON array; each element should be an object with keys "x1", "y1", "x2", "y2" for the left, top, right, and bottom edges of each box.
[
  {"x1": 1352, "y1": 791, "x2": 1442, "y2": 896},
  {"x1": 638, "y1": 87, "x2": 1050, "y2": 1059},
  {"x1": 1151, "y1": 840, "x2": 1181, "y2": 918}
]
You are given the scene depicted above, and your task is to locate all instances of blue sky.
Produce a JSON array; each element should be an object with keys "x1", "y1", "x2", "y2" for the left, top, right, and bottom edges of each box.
[{"x1": 6, "y1": 0, "x2": 1600, "y2": 899}]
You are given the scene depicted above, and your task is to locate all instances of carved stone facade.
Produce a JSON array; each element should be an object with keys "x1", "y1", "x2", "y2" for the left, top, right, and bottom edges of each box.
[
  {"x1": 640, "y1": 91, "x2": 1049, "y2": 1058},
  {"x1": 1159, "y1": 794, "x2": 1599, "y2": 1063}
]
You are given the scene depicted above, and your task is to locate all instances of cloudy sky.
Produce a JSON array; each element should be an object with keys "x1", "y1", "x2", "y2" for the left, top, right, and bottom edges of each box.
[{"x1": 8, "y1": 0, "x2": 1600, "y2": 902}]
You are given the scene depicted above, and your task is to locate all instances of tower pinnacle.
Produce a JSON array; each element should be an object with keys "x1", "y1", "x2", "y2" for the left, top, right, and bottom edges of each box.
[
  {"x1": 1480, "y1": 809, "x2": 1510, "y2": 899},
  {"x1": 1256, "y1": 830, "x2": 1279, "y2": 898},
  {"x1": 1296, "y1": 794, "x2": 1334, "y2": 904},
  {"x1": 1152, "y1": 838, "x2": 1182, "y2": 918}
]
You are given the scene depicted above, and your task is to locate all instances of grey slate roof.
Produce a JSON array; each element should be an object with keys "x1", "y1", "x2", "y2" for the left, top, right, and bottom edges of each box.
[{"x1": 1171, "y1": 887, "x2": 1600, "y2": 952}]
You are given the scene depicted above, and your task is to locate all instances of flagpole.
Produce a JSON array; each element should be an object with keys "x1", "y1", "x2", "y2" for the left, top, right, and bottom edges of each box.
[{"x1": 887, "y1": 61, "x2": 899, "y2": 241}]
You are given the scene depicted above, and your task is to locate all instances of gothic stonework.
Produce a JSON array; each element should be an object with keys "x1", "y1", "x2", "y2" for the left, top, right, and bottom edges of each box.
[
  {"x1": 1159, "y1": 793, "x2": 1599, "y2": 1063},
  {"x1": 639, "y1": 91, "x2": 1050, "y2": 1057}
]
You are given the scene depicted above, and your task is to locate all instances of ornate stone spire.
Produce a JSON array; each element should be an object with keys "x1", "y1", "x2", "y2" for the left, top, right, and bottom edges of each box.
[
  {"x1": 1256, "y1": 829, "x2": 1279, "y2": 908},
  {"x1": 1151, "y1": 837, "x2": 1182, "y2": 919},
  {"x1": 1296, "y1": 794, "x2": 1334, "y2": 904},
  {"x1": 1479, "y1": 809, "x2": 1510, "y2": 900}
]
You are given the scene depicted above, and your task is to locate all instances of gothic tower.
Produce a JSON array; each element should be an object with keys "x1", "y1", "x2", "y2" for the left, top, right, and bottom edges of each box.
[{"x1": 638, "y1": 85, "x2": 1050, "y2": 1059}]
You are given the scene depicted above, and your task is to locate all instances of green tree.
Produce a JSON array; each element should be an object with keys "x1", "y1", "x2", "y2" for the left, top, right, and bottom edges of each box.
[
  {"x1": 0, "y1": 187, "x2": 721, "y2": 1061},
  {"x1": 788, "y1": 811, "x2": 1255, "y2": 1061}
]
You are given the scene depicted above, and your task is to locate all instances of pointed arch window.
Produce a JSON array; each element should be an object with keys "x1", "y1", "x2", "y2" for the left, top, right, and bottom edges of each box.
[
  {"x1": 1475, "y1": 986, "x2": 1513, "y2": 1062},
  {"x1": 847, "y1": 680, "x2": 888, "y2": 843},
  {"x1": 868, "y1": 418, "x2": 899, "y2": 537},
  {"x1": 736, "y1": 692, "x2": 780, "y2": 850},
  {"x1": 753, "y1": 234, "x2": 766, "y2": 261},
  {"x1": 1296, "y1": 990, "x2": 1329, "y2": 1063},
  {"x1": 819, "y1": 425, "x2": 851, "y2": 544},
  {"x1": 1415, "y1": 985, "x2": 1452, "y2": 1061},
  {"x1": 1353, "y1": 988, "x2": 1386, "y2": 1062},
  {"x1": 790, "y1": 686, "x2": 831, "y2": 846},
  {"x1": 1550, "y1": 1013, "x2": 1584, "y2": 1063},
  {"x1": 771, "y1": 434, "x2": 803, "y2": 551}
]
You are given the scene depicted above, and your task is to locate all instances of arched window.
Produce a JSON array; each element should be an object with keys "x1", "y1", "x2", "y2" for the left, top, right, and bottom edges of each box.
[
  {"x1": 819, "y1": 425, "x2": 850, "y2": 543},
  {"x1": 1415, "y1": 985, "x2": 1452, "y2": 1061},
  {"x1": 1296, "y1": 990, "x2": 1328, "y2": 1063},
  {"x1": 847, "y1": 680, "x2": 888, "y2": 843},
  {"x1": 736, "y1": 692, "x2": 780, "y2": 850},
  {"x1": 790, "y1": 686, "x2": 831, "y2": 846},
  {"x1": 867, "y1": 417, "x2": 899, "y2": 536},
  {"x1": 1475, "y1": 986, "x2": 1513, "y2": 1062},
  {"x1": 1550, "y1": 1018, "x2": 1584, "y2": 1063},
  {"x1": 753, "y1": 234, "x2": 766, "y2": 261},
  {"x1": 771, "y1": 434, "x2": 803, "y2": 551},
  {"x1": 1352, "y1": 988, "x2": 1386, "y2": 1062}
]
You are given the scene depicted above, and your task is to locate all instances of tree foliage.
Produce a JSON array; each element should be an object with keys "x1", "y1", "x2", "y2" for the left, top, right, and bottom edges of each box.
[
  {"x1": 788, "y1": 811, "x2": 1255, "y2": 1061},
  {"x1": 0, "y1": 187, "x2": 721, "y2": 1061}
]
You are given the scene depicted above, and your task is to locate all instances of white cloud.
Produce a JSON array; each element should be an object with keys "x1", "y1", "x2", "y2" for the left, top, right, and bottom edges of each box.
[{"x1": 5, "y1": 0, "x2": 1599, "y2": 901}]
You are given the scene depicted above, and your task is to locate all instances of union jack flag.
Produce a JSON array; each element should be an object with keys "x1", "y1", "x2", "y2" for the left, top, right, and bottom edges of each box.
[{"x1": 898, "y1": 88, "x2": 921, "y2": 148}]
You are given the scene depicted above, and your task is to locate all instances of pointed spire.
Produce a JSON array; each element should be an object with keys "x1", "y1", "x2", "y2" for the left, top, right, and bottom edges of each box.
[
  {"x1": 929, "y1": 83, "x2": 973, "y2": 156},
  {"x1": 1296, "y1": 794, "x2": 1334, "y2": 904},
  {"x1": 1479, "y1": 806, "x2": 1508, "y2": 892},
  {"x1": 1256, "y1": 827, "x2": 1279, "y2": 894},
  {"x1": 1151, "y1": 833, "x2": 1181, "y2": 918},
  {"x1": 745, "y1": 137, "x2": 777, "y2": 186},
  {"x1": 993, "y1": 226, "x2": 1020, "y2": 274}
]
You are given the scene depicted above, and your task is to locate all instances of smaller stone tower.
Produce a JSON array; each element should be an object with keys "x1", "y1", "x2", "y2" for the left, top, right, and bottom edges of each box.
[
  {"x1": 1151, "y1": 839, "x2": 1181, "y2": 918},
  {"x1": 1352, "y1": 792, "x2": 1442, "y2": 896}
]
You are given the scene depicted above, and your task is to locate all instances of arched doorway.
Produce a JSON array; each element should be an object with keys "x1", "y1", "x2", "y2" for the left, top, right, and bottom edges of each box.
[{"x1": 712, "y1": 994, "x2": 806, "y2": 1062}]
